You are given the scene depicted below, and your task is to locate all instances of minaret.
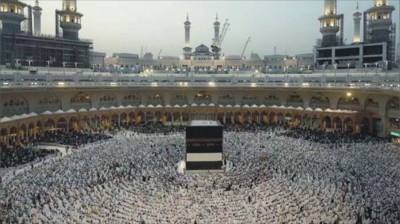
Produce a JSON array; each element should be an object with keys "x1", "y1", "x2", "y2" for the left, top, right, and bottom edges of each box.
[
  {"x1": 318, "y1": 0, "x2": 343, "y2": 47},
  {"x1": 0, "y1": 0, "x2": 27, "y2": 34},
  {"x1": 32, "y1": 0, "x2": 42, "y2": 36},
  {"x1": 57, "y1": 0, "x2": 83, "y2": 40},
  {"x1": 183, "y1": 14, "x2": 192, "y2": 59},
  {"x1": 214, "y1": 14, "x2": 220, "y2": 46},
  {"x1": 353, "y1": 2, "x2": 362, "y2": 43},
  {"x1": 365, "y1": 0, "x2": 395, "y2": 43}
]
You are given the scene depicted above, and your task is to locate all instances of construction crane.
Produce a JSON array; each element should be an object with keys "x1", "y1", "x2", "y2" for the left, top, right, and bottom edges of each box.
[
  {"x1": 158, "y1": 49, "x2": 162, "y2": 59},
  {"x1": 140, "y1": 46, "x2": 147, "y2": 59},
  {"x1": 241, "y1": 37, "x2": 251, "y2": 58},
  {"x1": 211, "y1": 19, "x2": 230, "y2": 59}
]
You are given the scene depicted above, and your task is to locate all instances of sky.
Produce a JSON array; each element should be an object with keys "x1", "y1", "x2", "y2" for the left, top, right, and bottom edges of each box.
[{"x1": 22, "y1": 0, "x2": 400, "y2": 58}]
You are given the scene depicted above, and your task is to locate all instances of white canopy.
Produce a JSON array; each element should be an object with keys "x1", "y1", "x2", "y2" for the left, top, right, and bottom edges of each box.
[
  {"x1": 54, "y1": 110, "x2": 65, "y2": 114},
  {"x1": 0, "y1": 117, "x2": 11, "y2": 123},
  {"x1": 305, "y1": 107, "x2": 313, "y2": 111},
  {"x1": 66, "y1": 109, "x2": 77, "y2": 113}
]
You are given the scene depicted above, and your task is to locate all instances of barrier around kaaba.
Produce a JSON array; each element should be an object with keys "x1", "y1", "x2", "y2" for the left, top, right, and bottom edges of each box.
[{"x1": 185, "y1": 120, "x2": 224, "y2": 173}]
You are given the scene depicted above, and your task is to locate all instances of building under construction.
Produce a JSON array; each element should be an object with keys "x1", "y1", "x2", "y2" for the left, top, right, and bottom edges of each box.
[
  {"x1": 0, "y1": 0, "x2": 92, "y2": 68},
  {"x1": 314, "y1": 0, "x2": 397, "y2": 70}
]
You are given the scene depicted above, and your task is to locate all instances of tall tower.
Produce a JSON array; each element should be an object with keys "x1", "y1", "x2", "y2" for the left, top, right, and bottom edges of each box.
[
  {"x1": 183, "y1": 14, "x2": 192, "y2": 59},
  {"x1": 318, "y1": 0, "x2": 343, "y2": 47},
  {"x1": 57, "y1": 0, "x2": 83, "y2": 40},
  {"x1": 353, "y1": 2, "x2": 362, "y2": 43},
  {"x1": 214, "y1": 14, "x2": 220, "y2": 46},
  {"x1": 0, "y1": 0, "x2": 27, "y2": 34},
  {"x1": 365, "y1": 0, "x2": 395, "y2": 43},
  {"x1": 32, "y1": 0, "x2": 42, "y2": 36}
]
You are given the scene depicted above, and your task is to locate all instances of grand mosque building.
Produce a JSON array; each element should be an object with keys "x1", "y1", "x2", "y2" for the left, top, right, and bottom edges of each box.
[{"x1": 0, "y1": 0, "x2": 400, "y2": 147}]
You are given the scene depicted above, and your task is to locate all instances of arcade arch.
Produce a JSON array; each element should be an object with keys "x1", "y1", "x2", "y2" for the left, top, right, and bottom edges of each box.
[
  {"x1": 194, "y1": 91, "x2": 212, "y2": 105},
  {"x1": 2, "y1": 96, "x2": 29, "y2": 117},
  {"x1": 70, "y1": 92, "x2": 92, "y2": 110},
  {"x1": 122, "y1": 94, "x2": 141, "y2": 106}
]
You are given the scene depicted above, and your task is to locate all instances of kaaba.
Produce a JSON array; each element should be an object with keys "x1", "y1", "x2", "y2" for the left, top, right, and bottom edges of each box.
[{"x1": 186, "y1": 120, "x2": 223, "y2": 173}]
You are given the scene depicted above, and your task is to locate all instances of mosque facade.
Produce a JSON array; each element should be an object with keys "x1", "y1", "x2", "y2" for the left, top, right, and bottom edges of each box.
[{"x1": 0, "y1": 0, "x2": 400, "y2": 146}]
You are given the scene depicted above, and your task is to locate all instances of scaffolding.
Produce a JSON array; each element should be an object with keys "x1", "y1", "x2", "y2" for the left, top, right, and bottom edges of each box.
[
  {"x1": 55, "y1": 10, "x2": 61, "y2": 38},
  {"x1": 339, "y1": 14, "x2": 344, "y2": 45},
  {"x1": 389, "y1": 23, "x2": 396, "y2": 64},
  {"x1": 27, "y1": 6, "x2": 32, "y2": 36},
  {"x1": 363, "y1": 12, "x2": 371, "y2": 43}
]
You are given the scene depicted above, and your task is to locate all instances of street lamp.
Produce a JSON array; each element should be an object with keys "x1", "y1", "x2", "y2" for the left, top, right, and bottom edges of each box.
[
  {"x1": 385, "y1": 60, "x2": 388, "y2": 81},
  {"x1": 333, "y1": 63, "x2": 337, "y2": 81},
  {"x1": 293, "y1": 56, "x2": 298, "y2": 72},
  {"x1": 46, "y1": 60, "x2": 51, "y2": 74},
  {"x1": 15, "y1": 59, "x2": 21, "y2": 73},
  {"x1": 322, "y1": 63, "x2": 326, "y2": 76},
  {"x1": 190, "y1": 56, "x2": 194, "y2": 72},
  {"x1": 364, "y1": 63, "x2": 368, "y2": 83},
  {"x1": 62, "y1": 62, "x2": 67, "y2": 76},
  {"x1": 92, "y1": 64, "x2": 95, "y2": 76},
  {"x1": 285, "y1": 65, "x2": 289, "y2": 82},
  {"x1": 347, "y1": 63, "x2": 351, "y2": 75},
  {"x1": 26, "y1": 59, "x2": 33, "y2": 71}
]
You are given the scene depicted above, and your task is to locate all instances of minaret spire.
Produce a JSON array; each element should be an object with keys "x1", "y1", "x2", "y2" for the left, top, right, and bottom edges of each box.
[
  {"x1": 33, "y1": 0, "x2": 42, "y2": 36},
  {"x1": 183, "y1": 13, "x2": 192, "y2": 59},
  {"x1": 353, "y1": 1, "x2": 362, "y2": 43},
  {"x1": 214, "y1": 13, "x2": 220, "y2": 48},
  {"x1": 318, "y1": 0, "x2": 343, "y2": 47},
  {"x1": 57, "y1": 0, "x2": 83, "y2": 40}
]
